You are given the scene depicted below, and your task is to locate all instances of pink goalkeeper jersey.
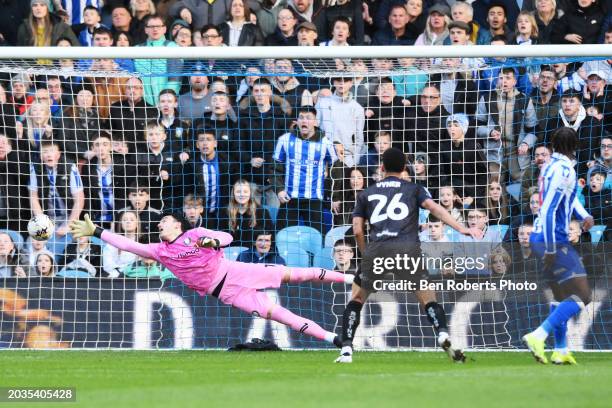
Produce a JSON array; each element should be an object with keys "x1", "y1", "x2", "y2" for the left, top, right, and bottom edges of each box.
[{"x1": 100, "y1": 227, "x2": 233, "y2": 295}]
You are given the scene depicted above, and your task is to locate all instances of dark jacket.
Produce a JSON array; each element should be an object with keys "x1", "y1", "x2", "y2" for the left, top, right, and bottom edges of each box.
[
  {"x1": 60, "y1": 241, "x2": 103, "y2": 277},
  {"x1": 223, "y1": 206, "x2": 274, "y2": 247},
  {"x1": 220, "y1": 22, "x2": 264, "y2": 46},
  {"x1": 364, "y1": 95, "x2": 409, "y2": 144},
  {"x1": 0, "y1": 149, "x2": 31, "y2": 232},
  {"x1": 80, "y1": 156, "x2": 129, "y2": 224},
  {"x1": 264, "y1": 28, "x2": 298, "y2": 46},
  {"x1": 314, "y1": 0, "x2": 365, "y2": 44},
  {"x1": 550, "y1": 0, "x2": 606, "y2": 44},
  {"x1": 236, "y1": 248, "x2": 286, "y2": 265},
  {"x1": 109, "y1": 98, "x2": 159, "y2": 154},
  {"x1": 371, "y1": 26, "x2": 417, "y2": 45},
  {"x1": 16, "y1": 13, "x2": 79, "y2": 46},
  {"x1": 54, "y1": 107, "x2": 103, "y2": 161},
  {"x1": 404, "y1": 104, "x2": 451, "y2": 162},
  {"x1": 195, "y1": 116, "x2": 241, "y2": 164},
  {"x1": 440, "y1": 137, "x2": 489, "y2": 200},
  {"x1": 534, "y1": 11, "x2": 562, "y2": 44}
]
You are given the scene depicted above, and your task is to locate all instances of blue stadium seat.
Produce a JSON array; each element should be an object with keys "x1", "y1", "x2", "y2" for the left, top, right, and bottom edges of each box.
[
  {"x1": 276, "y1": 226, "x2": 322, "y2": 255},
  {"x1": 90, "y1": 236, "x2": 104, "y2": 247},
  {"x1": 506, "y1": 183, "x2": 521, "y2": 202},
  {"x1": 590, "y1": 225, "x2": 606, "y2": 243},
  {"x1": 488, "y1": 224, "x2": 509, "y2": 241},
  {"x1": 276, "y1": 243, "x2": 310, "y2": 267},
  {"x1": 223, "y1": 246, "x2": 249, "y2": 261},
  {"x1": 263, "y1": 205, "x2": 278, "y2": 224},
  {"x1": 444, "y1": 226, "x2": 461, "y2": 242},
  {"x1": 56, "y1": 269, "x2": 91, "y2": 278},
  {"x1": 313, "y1": 247, "x2": 335, "y2": 270},
  {"x1": 0, "y1": 229, "x2": 24, "y2": 252},
  {"x1": 324, "y1": 225, "x2": 351, "y2": 248}
]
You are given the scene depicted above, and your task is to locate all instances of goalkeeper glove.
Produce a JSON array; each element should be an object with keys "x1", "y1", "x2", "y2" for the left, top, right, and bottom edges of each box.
[
  {"x1": 196, "y1": 237, "x2": 220, "y2": 248},
  {"x1": 69, "y1": 214, "x2": 97, "y2": 238}
]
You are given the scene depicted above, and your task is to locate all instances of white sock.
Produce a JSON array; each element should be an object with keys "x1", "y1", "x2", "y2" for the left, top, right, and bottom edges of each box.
[
  {"x1": 554, "y1": 347, "x2": 569, "y2": 355},
  {"x1": 340, "y1": 346, "x2": 352, "y2": 355},
  {"x1": 324, "y1": 332, "x2": 337, "y2": 344},
  {"x1": 531, "y1": 326, "x2": 549, "y2": 341},
  {"x1": 438, "y1": 331, "x2": 450, "y2": 346},
  {"x1": 344, "y1": 274, "x2": 354, "y2": 284}
]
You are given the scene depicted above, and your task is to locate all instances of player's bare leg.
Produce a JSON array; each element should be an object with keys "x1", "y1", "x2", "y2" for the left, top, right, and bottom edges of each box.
[
  {"x1": 281, "y1": 267, "x2": 354, "y2": 285},
  {"x1": 335, "y1": 282, "x2": 371, "y2": 363},
  {"x1": 416, "y1": 289, "x2": 466, "y2": 363}
]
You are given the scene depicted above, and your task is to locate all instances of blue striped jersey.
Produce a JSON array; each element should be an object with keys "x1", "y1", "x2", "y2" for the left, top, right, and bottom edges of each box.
[
  {"x1": 531, "y1": 153, "x2": 591, "y2": 252},
  {"x1": 62, "y1": 0, "x2": 101, "y2": 25},
  {"x1": 273, "y1": 132, "x2": 337, "y2": 200}
]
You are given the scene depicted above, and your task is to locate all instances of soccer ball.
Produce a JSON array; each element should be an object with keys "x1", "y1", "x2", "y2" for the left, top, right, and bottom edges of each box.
[{"x1": 27, "y1": 214, "x2": 55, "y2": 241}]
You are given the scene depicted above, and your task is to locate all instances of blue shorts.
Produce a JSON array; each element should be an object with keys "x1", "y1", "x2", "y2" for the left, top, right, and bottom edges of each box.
[{"x1": 530, "y1": 240, "x2": 587, "y2": 284}]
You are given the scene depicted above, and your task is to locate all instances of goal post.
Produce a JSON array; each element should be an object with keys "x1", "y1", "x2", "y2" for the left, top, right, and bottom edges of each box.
[{"x1": 0, "y1": 46, "x2": 609, "y2": 350}]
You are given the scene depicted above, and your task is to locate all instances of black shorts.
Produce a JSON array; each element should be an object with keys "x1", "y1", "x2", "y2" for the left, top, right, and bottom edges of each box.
[{"x1": 354, "y1": 241, "x2": 429, "y2": 292}]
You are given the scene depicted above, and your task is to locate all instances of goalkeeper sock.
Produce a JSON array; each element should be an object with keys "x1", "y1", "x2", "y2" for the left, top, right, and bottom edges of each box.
[
  {"x1": 534, "y1": 295, "x2": 581, "y2": 341},
  {"x1": 288, "y1": 267, "x2": 352, "y2": 284},
  {"x1": 550, "y1": 302, "x2": 568, "y2": 352},
  {"x1": 270, "y1": 305, "x2": 336, "y2": 344},
  {"x1": 424, "y1": 301, "x2": 448, "y2": 334},
  {"x1": 341, "y1": 300, "x2": 363, "y2": 347}
]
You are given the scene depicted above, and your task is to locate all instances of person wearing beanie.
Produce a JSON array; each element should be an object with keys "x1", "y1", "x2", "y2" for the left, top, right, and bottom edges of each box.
[{"x1": 17, "y1": 0, "x2": 79, "y2": 51}]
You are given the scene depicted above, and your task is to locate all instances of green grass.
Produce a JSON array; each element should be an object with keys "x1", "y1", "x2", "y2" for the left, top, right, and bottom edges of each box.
[{"x1": 1, "y1": 351, "x2": 611, "y2": 408}]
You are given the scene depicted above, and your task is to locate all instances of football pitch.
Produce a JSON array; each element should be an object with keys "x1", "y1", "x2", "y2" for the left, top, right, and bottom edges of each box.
[{"x1": 1, "y1": 351, "x2": 611, "y2": 408}]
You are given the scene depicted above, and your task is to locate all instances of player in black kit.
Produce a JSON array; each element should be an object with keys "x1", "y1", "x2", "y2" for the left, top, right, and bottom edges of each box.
[{"x1": 335, "y1": 148, "x2": 483, "y2": 363}]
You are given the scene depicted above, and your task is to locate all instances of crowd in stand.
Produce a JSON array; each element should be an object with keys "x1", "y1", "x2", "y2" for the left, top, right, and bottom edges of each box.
[{"x1": 0, "y1": 0, "x2": 610, "y2": 279}]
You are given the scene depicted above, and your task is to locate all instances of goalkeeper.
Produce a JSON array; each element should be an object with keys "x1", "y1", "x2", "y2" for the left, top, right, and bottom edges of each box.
[{"x1": 70, "y1": 212, "x2": 352, "y2": 347}]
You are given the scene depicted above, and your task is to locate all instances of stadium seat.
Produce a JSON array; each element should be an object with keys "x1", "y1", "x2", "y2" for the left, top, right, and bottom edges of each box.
[
  {"x1": 223, "y1": 246, "x2": 249, "y2": 261},
  {"x1": 90, "y1": 237, "x2": 104, "y2": 247},
  {"x1": 313, "y1": 247, "x2": 335, "y2": 270},
  {"x1": 488, "y1": 224, "x2": 509, "y2": 241},
  {"x1": 276, "y1": 226, "x2": 322, "y2": 255},
  {"x1": 589, "y1": 225, "x2": 606, "y2": 243},
  {"x1": 276, "y1": 243, "x2": 310, "y2": 268},
  {"x1": 263, "y1": 205, "x2": 278, "y2": 224},
  {"x1": 444, "y1": 226, "x2": 461, "y2": 242},
  {"x1": 506, "y1": 183, "x2": 521, "y2": 202},
  {"x1": 56, "y1": 269, "x2": 91, "y2": 278},
  {"x1": 324, "y1": 225, "x2": 351, "y2": 248},
  {"x1": 0, "y1": 229, "x2": 24, "y2": 252}
]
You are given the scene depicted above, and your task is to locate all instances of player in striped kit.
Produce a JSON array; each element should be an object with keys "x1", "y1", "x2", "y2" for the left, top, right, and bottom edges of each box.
[
  {"x1": 70, "y1": 212, "x2": 353, "y2": 347},
  {"x1": 523, "y1": 128, "x2": 595, "y2": 365}
]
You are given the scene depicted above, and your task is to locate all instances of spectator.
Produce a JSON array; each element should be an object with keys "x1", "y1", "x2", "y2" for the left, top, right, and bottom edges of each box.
[
  {"x1": 486, "y1": 175, "x2": 510, "y2": 225},
  {"x1": 16, "y1": 101, "x2": 67, "y2": 163},
  {"x1": 513, "y1": 11, "x2": 539, "y2": 45},
  {"x1": 60, "y1": 235, "x2": 102, "y2": 277},
  {"x1": 17, "y1": 0, "x2": 79, "y2": 52},
  {"x1": 533, "y1": 0, "x2": 560, "y2": 44},
  {"x1": 316, "y1": 0, "x2": 364, "y2": 44},
  {"x1": 178, "y1": 66, "x2": 211, "y2": 120},
  {"x1": 122, "y1": 253, "x2": 177, "y2": 279},
  {"x1": 542, "y1": 89, "x2": 604, "y2": 178},
  {"x1": 102, "y1": 210, "x2": 141, "y2": 277},
  {"x1": 441, "y1": 114, "x2": 489, "y2": 201},
  {"x1": 318, "y1": 15, "x2": 352, "y2": 46},
  {"x1": 316, "y1": 76, "x2": 365, "y2": 167},
  {"x1": 510, "y1": 189, "x2": 540, "y2": 239},
  {"x1": 170, "y1": 0, "x2": 233, "y2": 30},
  {"x1": 586, "y1": 136, "x2": 612, "y2": 185},
  {"x1": 423, "y1": 214, "x2": 451, "y2": 243},
  {"x1": 224, "y1": 179, "x2": 273, "y2": 246},
  {"x1": 530, "y1": 65, "x2": 560, "y2": 133},
  {"x1": 221, "y1": 0, "x2": 264, "y2": 46},
  {"x1": 32, "y1": 250, "x2": 55, "y2": 277},
  {"x1": 109, "y1": 77, "x2": 159, "y2": 154},
  {"x1": 9, "y1": 73, "x2": 35, "y2": 119},
  {"x1": 581, "y1": 70, "x2": 611, "y2": 130},
  {"x1": 110, "y1": 6, "x2": 133, "y2": 36},
  {"x1": 584, "y1": 169, "x2": 611, "y2": 230},
  {"x1": 475, "y1": 2, "x2": 513, "y2": 45},
  {"x1": 72, "y1": 5, "x2": 104, "y2": 46},
  {"x1": 288, "y1": 0, "x2": 319, "y2": 24},
  {"x1": 332, "y1": 239, "x2": 357, "y2": 274},
  {"x1": 134, "y1": 15, "x2": 182, "y2": 106},
  {"x1": 451, "y1": 1, "x2": 479, "y2": 44},
  {"x1": 118, "y1": 183, "x2": 162, "y2": 241},
  {"x1": 183, "y1": 129, "x2": 237, "y2": 228},
  {"x1": 265, "y1": 8, "x2": 299, "y2": 45},
  {"x1": 59, "y1": 84, "x2": 102, "y2": 161},
  {"x1": 391, "y1": 57, "x2": 428, "y2": 100},
  {"x1": 0, "y1": 135, "x2": 31, "y2": 233},
  {"x1": 448, "y1": 20, "x2": 473, "y2": 46},
  {"x1": 0, "y1": 0, "x2": 30, "y2": 46},
  {"x1": 248, "y1": 0, "x2": 290, "y2": 38},
  {"x1": 183, "y1": 194, "x2": 205, "y2": 228},
  {"x1": 129, "y1": 0, "x2": 156, "y2": 44},
  {"x1": 274, "y1": 106, "x2": 338, "y2": 232},
  {"x1": 23, "y1": 237, "x2": 48, "y2": 275},
  {"x1": 363, "y1": 77, "x2": 407, "y2": 144},
  {"x1": 414, "y1": 3, "x2": 450, "y2": 46},
  {"x1": 514, "y1": 222, "x2": 536, "y2": 260},
  {"x1": 238, "y1": 78, "x2": 288, "y2": 195},
  {"x1": 412, "y1": 152, "x2": 439, "y2": 198},
  {"x1": 296, "y1": 20, "x2": 318, "y2": 45},
  {"x1": 269, "y1": 58, "x2": 313, "y2": 110},
  {"x1": 28, "y1": 140, "x2": 85, "y2": 256},
  {"x1": 438, "y1": 185, "x2": 466, "y2": 224},
  {"x1": 551, "y1": 62, "x2": 585, "y2": 93},
  {"x1": 47, "y1": 76, "x2": 72, "y2": 117},
  {"x1": 331, "y1": 166, "x2": 367, "y2": 226},
  {"x1": 489, "y1": 246, "x2": 511, "y2": 275},
  {"x1": 359, "y1": 131, "x2": 392, "y2": 177},
  {"x1": 157, "y1": 88, "x2": 192, "y2": 158},
  {"x1": 520, "y1": 144, "x2": 552, "y2": 207},
  {"x1": 236, "y1": 232, "x2": 286, "y2": 264},
  {"x1": 550, "y1": 0, "x2": 604, "y2": 45},
  {"x1": 373, "y1": 4, "x2": 417, "y2": 45},
  {"x1": 197, "y1": 91, "x2": 240, "y2": 162},
  {"x1": 80, "y1": 133, "x2": 128, "y2": 229},
  {"x1": 0, "y1": 232, "x2": 27, "y2": 277},
  {"x1": 172, "y1": 21, "x2": 193, "y2": 47},
  {"x1": 477, "y1": 67, "x2": 538, "y2": 182}
]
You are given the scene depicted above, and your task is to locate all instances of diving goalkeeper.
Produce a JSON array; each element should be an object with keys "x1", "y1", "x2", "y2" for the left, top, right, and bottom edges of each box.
[{"x1": 69, "y1": 213, "x2": 352, "y2": 347}]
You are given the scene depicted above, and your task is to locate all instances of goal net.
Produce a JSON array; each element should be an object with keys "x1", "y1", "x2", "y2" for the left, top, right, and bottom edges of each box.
[{"x1": 0, "y1": 47, "x2": 610, "y2": 350}]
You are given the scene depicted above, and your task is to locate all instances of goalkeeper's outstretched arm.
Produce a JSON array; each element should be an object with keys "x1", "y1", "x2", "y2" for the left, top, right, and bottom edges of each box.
[{"x1": 69, "y1": 214, "x2": 157, "y2": 260}]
